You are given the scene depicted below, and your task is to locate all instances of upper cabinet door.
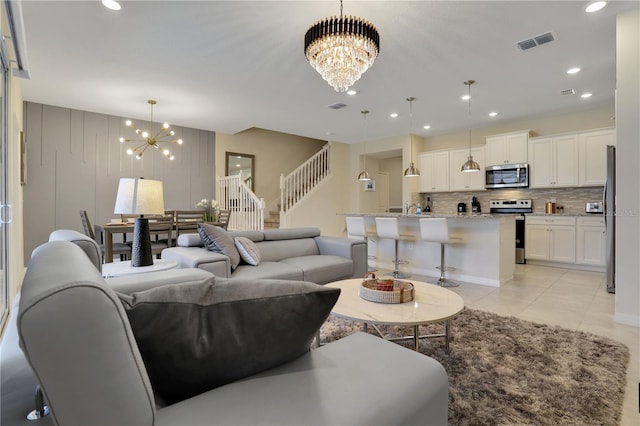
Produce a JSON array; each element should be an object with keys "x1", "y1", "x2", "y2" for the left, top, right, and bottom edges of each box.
[
  {"x1": 419, "y1": 151, "x2": 450, "y2": 192},
  {"x1": 449, "y1": 147, "x2": 485, "y2": 191},
  {"x1": 528, "y1": 135, "x2": 578, "y2": 188},
  {"x1": 579, "y1": 129, "x2": 615, "y2": 186},
  {"x1": 485, "y1": 131, "x2": 529, "y2": 166}
]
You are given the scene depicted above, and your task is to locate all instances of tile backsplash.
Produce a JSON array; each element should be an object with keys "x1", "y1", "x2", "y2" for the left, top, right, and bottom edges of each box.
[{"x1": 414, "y1": 187, "x2": 604, "y2": 215}]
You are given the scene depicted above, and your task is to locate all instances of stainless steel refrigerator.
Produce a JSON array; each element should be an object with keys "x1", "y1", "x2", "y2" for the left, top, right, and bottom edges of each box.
[{"x1": 604, "y1": 145, "x2": 616, "y2": 293}]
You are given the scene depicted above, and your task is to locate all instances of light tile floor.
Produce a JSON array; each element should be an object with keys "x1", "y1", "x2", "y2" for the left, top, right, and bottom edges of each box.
[{"x1": 377, "y1": 264, "x2": 639, "y2": 425}]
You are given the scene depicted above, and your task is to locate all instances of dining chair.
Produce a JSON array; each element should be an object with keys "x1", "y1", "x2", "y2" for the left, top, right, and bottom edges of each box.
[
  {"x1": 175, "y1": 210, "x2": 206, "y2": 240},
  {"x1": 217, "y1": 209, "x2": 231, "y2": 230},
  {"x1": 146, "y1": 214, "x2": 175, "y2": 258},
  {"x1": 79, "y1": 210, "x2": 131, "y2": 262}
]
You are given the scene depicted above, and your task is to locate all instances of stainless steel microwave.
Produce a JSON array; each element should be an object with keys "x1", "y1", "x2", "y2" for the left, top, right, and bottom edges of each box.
[{"x1": 485, "y1": 163, "x2": 529, "y2": 189}]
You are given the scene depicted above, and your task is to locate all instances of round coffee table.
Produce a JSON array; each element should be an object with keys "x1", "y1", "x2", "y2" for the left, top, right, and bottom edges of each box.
[
  {"x1": 101, "y1": 259, "x2": 178, "y2": 278},
  {"x1": 326, "y1": 278, "x2": 465, "y2": 352}
]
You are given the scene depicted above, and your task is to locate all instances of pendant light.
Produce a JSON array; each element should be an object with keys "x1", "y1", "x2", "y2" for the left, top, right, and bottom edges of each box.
[
  {"x1": 461, "y1": 80, "x2": 481, "y2": 172},
  {"x1": 357, "y1": 110, "x2": 371, "y2": 181},
  {"x1": 403, "y1": 96, "x2": 420, "y2": 177}
]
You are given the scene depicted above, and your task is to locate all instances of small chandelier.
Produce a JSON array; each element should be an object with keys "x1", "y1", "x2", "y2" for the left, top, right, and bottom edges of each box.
[
  {"x1": 461, "y1": 80, "x2": 481, "y2": 172},
  {"x1": 404, "y1": 97, "x2": 420, "y2": 177},
  {"x1": 119, "y1": 100, "x2": 183, "y2": 160},
  {"x1": 357, "y1": 110, "x2": 371, "y2": 181},
  {"x1": 304, "y1": 0, "x2": 380, "y2": 92}
]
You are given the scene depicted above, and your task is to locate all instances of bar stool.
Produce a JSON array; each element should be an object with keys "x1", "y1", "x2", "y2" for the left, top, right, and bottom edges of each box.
[
  {"x1": 346, "y1": 216, "x2": 377, "y2": 272},
  {"x1": 419, "y1": 218, "x2": 463, "y2": 287},
  {"x1": 375, "y1": 217, "x2": 413, "y2": 279}
]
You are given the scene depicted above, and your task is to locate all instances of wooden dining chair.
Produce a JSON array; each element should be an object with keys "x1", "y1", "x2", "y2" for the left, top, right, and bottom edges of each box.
[
  {"x1": 79, "y1": 210, "x2": 131, "y2": 262},
  {"x1": 217, "y1": 209, "x2": 231, "y2": 230},
  {"x1": 147, "y1": 214, "x2": 175, "y2": 258},
  {"x1": 175, "y1": 210, "x2": 206, "y2": 241}
]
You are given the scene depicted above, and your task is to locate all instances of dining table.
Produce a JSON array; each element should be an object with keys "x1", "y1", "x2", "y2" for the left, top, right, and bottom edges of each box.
[{"x1": 95, "y1": 219, "x2": 222, "y2": 263}]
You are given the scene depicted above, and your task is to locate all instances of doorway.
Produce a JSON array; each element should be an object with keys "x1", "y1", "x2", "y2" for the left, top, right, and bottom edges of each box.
[{"x1": 377, "y1": 171, "x2": 389, "y2": 213}]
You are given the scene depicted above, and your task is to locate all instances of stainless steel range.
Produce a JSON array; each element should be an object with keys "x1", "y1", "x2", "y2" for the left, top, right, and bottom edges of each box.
[{"x1": 490, "y1": 199, "x2": 532, "y2": 264}]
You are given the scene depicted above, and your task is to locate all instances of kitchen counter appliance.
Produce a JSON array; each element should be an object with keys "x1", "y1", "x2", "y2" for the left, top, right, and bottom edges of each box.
[
  {"x1": 490, "y1": 199, "x2": 532, "y2": 264},
  {"x1": 485, "y1": 163, "x2": 529, "y2": 189},
  {"x1": 585, "y1": 201, "x2": 603, "y2": 214}
]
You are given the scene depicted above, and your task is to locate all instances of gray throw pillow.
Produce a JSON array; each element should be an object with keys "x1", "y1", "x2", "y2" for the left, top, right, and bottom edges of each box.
[
  {"x1": 198, "y1": 223, "x2": 240, "y2": 269},
  {"x1": 118, "y1": 277, "x2": 340, "y2": 405},
  {"x1": 234, "y1": 236, "x2": 261, "y2": 266}
]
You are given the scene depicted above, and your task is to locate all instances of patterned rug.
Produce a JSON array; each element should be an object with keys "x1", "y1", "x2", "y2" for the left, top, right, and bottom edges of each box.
[{"x1": 319, "y1": 308, "x2": 629, "y2": 426}]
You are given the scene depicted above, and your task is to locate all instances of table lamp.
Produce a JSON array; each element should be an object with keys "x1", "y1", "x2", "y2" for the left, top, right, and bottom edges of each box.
[{"x1": 114, "y1": 177, "x2": 164, "y2": 267}]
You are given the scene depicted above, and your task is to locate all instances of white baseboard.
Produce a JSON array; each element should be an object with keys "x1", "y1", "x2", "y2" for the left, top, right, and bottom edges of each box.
[{"x1": 614, "y1": 312, "x2": 640, "y2": 327}]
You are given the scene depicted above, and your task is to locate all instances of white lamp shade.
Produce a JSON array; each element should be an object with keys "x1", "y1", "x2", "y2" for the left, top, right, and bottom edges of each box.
[{"x1": 114, "y1": 178, "x2": 165, "y2": 215}]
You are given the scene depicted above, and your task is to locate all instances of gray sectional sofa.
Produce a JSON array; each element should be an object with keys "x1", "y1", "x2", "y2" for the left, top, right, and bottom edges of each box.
[
  {"x1": 1, "y1": 236, "x2": 450, "y2": 425},
  {"x1": 162, "y1": 227, "x2": 368, "y2": 284}
]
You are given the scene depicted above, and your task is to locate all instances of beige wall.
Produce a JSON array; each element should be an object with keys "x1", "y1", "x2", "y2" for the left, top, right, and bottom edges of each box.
[
  {"x1": 215, "y1": 128, "x2": 326, "y2": 208},
  {"x1": 614, "y1": 10, "x2": 639, "y2": 326}
]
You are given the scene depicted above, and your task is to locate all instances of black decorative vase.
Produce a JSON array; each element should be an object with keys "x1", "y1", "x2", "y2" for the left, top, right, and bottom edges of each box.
[{"x1": 131, "y1": 217, "x2": 153, "y2": 267}]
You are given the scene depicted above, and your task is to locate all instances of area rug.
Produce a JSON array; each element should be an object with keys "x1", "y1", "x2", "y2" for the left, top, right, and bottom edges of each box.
[{"x1": 319, "y1": 309, "x2": 629, "y2": 426}]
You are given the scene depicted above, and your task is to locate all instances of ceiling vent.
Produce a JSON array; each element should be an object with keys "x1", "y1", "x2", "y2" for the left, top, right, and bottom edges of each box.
[
  {"x1": 327, "y1": 102, "x2": 347, "y2": 110},
  {"x1": 516, "y1": 31, "x2": 557, "y2": 51},
  {"x1": 561, "y1": 88, "x2": 577, "y2": 96}
]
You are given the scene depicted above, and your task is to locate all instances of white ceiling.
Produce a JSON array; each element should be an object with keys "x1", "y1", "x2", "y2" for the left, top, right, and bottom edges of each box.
[{"x1": 18, "y1": 1, "x2": 638, "y2": 144}]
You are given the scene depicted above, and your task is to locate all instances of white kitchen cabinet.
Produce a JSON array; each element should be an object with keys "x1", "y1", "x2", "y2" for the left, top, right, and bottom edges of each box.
[
  {"x1": 419, "y1": 151, "x2": 450, "y2": 192},
  {"x1": 579, "y1": 128, "x2": 615, "y2": 186},
  {"x1": 525, "y1": 216, "x2": 576, "y2": 263},
  {"x1": 449, "y1": 147, "x2": 485, "y2": 191},
  {"x1": 485, "y1": 131, "x2": 529, "y2": 166},
  {"x1": 576, "y1": 217, "x2": 606, "y2": 266},
  {"x1": 528, "y1": 134, "x2": 579, "y2": 188}
]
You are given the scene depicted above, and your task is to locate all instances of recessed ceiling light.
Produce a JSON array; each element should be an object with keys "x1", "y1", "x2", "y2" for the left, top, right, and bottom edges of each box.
[
  {"x1": 461, "y1": 94, "x2": 471, "y2": 101},
  {"x1": 489, "y1": 112, "x2": 498, "y2": 117},
  {"x1": 423, "y1": 125, "x2": 431, "y2": 130},
  {"x1": 102, "y1": 0, "x2": 121, "y2": 10},
  {"x1": 390, "y1": 113, "x2": 399, "y2": 118},
  {"x1": 567, "y1": 67, "x2": 581, "y2": 74},
  {"x1": 585, "y1": 1, "x2": 607, "y2": 13},
  {"x1": 347, "y1": 90, "x2": 357, "y2": 96},
  {"x1": 581, "y1": 93, "x2": 593, "y2": 98}
]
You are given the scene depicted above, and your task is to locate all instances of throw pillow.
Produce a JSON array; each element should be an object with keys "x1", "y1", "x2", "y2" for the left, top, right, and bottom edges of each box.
[
  {"x1": 234, "y1": 236, "x2": 261, "y2": 266},
  {"x1": 197, "y1": 223, "x2": 240, "y2": 269},
  {"x1": 118, "y1": 277, "x2": 340, "y2": 405}
]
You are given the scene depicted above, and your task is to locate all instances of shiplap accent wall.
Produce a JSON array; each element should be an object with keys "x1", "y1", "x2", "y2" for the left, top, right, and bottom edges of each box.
[{"x1": 23, "y1": 102, "x2": 216, "y2": 260}]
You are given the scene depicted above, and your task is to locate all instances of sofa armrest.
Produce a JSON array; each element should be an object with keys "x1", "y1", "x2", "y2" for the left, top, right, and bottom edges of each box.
[
  {"x1": 162, "y1": 247, "x2": 231, "y2": 277},
  {"x1": 314, "y1": 236, "x2": 367, "y2": 278},
  {"x1": 107, "y1": 268, "x2": 214, "y2": 294}
]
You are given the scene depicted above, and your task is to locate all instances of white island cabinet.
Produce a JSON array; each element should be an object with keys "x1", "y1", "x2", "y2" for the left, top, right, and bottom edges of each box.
[{"x1": 341, "y1": 213, "x2": 516, "y2": 287}]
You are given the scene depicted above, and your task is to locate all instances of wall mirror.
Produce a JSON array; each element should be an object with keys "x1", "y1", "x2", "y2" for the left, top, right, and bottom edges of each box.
[{"x1": 225, "y1": 152, "x2": 255, "y2": 191}]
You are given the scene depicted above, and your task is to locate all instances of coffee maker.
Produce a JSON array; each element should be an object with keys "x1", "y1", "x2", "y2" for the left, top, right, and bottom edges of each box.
[
  {"x1": 457, "y1": 202, "x2": 467, "y2": 214},
  {"x1": 471, "y1": 196, "x2": 481, "y2": 213}
]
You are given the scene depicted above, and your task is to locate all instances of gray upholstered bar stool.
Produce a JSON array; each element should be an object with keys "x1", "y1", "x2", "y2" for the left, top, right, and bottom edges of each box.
[
  {"x1": 419, "y1": 218, "x2": 463, "y2": 287},
  {"x1": 375, "y1": 217, "x2": 413, "y2": 279},
  {"x1": 346, "y1": 216, "x2": 377, "y2": 272}
]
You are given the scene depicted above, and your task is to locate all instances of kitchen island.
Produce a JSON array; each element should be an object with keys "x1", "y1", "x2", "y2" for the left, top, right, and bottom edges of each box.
[{"x1": 342, "y1": 213, "x2": 515, "y2": 287}]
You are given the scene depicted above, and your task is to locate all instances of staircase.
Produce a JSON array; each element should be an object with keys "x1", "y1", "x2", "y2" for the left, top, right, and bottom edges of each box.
[
  {"x1": 217, "y1": 172, "x2": 265, "y2": 231},
  {"x1": 264, "y1": 204, "x2": 281, "y2": 229},
  {"x1": 280, "y1": 143, "x2": 331, "y2": 215}
]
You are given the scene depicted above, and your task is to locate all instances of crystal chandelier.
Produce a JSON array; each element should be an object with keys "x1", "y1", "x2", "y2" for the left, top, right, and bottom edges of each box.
[
  {"x1": 304, "y1": 0, "x2": 380, "y2": 92},
  {"x1": 119, "y1": 100, "x2": 183, "y2": 160}
]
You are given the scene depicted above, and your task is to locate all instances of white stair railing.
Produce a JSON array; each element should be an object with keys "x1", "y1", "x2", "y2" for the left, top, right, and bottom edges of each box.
[
  {"x1": 280, "y1": 143, "x2": 331, "y2": 213},
  {"x1": 217, "y1": 172, "x2": 265, "y2": 231}
]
